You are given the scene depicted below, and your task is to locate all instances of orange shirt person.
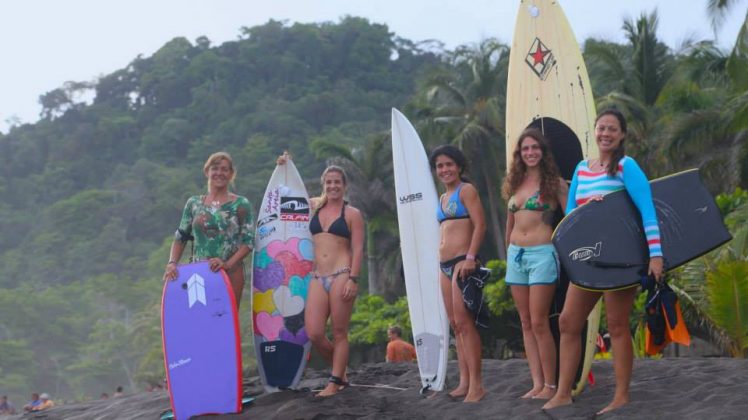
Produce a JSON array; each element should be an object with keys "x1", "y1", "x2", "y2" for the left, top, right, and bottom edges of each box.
[{"x1": 386, "y1": 326, "x2": 417, "y2": 362}]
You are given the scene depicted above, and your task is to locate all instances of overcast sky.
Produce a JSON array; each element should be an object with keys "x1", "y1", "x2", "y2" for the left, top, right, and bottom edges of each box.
[{"x1": 1, "y1": 0, "x2": 744, "y2": 133}]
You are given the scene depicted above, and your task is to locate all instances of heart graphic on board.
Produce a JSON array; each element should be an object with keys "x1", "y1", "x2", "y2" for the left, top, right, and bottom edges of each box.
[
  {"x1": 288, "y1": 275, "x2": 311, "y2": 299},
  {"x1": 253, "y1": 260, "x2": 284, "y2": 292},
  {"x1": 273, "y1": 285, "x2": 304, "y2": 317},
  {"x1": 283, "y1": 312, "x2": 305, "y2": 334},
  {"x1": 253, "y1": 289, "x2": 276, "y2": 314},
  {"x1": 254, "y1": 247, "x2": 273, "y2": 269},
  {"x1": 280, "y1": 327, "x2": 308, "y2": 345},
  {"x1": 298, "y1": 238, "x2": 314, "y2": 261},
  {"x1": 256, "y1": 312, "x2": 284, "y2": 341},
  {"x1": 267, "y1": 238, "x2": 301, "y2": 260},
  {"x1": 275, "y1": 251, "x2": 313, "y2": 283}
]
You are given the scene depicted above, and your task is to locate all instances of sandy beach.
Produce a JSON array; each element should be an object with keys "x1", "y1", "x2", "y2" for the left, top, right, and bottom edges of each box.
[{"x1": 10, "y1": 357, "x2": 748, "y2": 420}]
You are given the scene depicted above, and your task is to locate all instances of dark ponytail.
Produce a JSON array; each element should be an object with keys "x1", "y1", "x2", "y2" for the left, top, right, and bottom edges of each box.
[{"x1": 596, "y1": 109, "x2": 627, "y2": 177}]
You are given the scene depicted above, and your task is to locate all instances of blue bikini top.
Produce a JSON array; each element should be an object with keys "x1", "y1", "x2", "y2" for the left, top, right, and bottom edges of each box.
[{"x1": 436, "y1": 183, "x2": 470, "y2": 223}]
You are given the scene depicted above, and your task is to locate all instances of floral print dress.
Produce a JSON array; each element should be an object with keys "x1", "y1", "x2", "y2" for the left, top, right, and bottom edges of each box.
[{"x1": 176, "y1": 195, "x2": 255, "y2": 262}]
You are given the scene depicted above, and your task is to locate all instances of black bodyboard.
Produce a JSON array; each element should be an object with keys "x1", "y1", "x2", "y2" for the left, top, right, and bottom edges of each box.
[{"x1": 553, "y1": 169, "x2": 731, "y2": 290}]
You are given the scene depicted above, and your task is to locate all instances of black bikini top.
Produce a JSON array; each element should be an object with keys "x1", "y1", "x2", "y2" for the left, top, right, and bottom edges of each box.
[{"x1": 309, "y1": 202, "x2": 351, "y2": 239}]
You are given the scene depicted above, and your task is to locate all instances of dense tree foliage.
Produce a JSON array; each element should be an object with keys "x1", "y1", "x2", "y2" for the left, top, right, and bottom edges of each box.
[{"x1": 0, "y1": 17, "x2": 441, "y2": 402}]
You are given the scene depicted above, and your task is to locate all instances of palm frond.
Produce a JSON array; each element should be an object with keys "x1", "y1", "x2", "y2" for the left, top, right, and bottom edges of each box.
[
  {"x1": 726, "y1": 10, "x2": 748, "y2": 90},
  {"x1": 707, "y1": 0, "x2": 745, "y2": 34},
  {"x1": 310, "y1": 138, "x2": 356, "y2": 162},
  {"x1": 706, "y1": 261, "x2": 748, "y2": 356},
  {"x1": 726, "y1": 91, "x2": 748, "y2": 131}
]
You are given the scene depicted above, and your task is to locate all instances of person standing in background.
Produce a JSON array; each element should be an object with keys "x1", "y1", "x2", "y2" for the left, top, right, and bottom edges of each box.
[
  {"x1": 386, "y1": 325, "x2": 417, "y2": 363},
  {"x1": 0, "y1": 395, "x2": 16, "y2": 415}
]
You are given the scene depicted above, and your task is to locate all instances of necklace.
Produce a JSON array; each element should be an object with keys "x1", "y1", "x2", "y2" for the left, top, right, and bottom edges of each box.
[{"x1": 206, "y1": 193, "x2": 228, "y2": 210}]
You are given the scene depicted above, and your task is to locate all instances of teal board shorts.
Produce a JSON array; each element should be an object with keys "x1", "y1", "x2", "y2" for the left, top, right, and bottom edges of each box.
[{"x1": 506, "y1": 244, "x2": 558, "y2": 286}]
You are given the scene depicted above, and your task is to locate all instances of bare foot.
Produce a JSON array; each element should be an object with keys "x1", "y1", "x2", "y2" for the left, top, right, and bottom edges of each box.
[
  {"x1": 426, "y1": 390, "x2": 440, "y2": 399},
  {"x1": 316, "y1": 382, "x2": 341, "y2": 397},
  {"x1": 596, "y1": 397, "x2": 628, "y2": 415},
  {"x1": 531, "y1": 386, "x2": 556, "y2": 400},
  {"x1": 463, "y1": 387, "x2": 486, "y2": 403},
  {"x1": 520, "y1": 386, "x2": 543, "y2": 399},
  {"x1": 542, "y1": 394, "x2": 572, "y2": 410},
  {"x1": 315, "y1": 375, "x2": 349, "y2": 397},
  {"x1": 449, "y1": 385, "x2": 468, "y2": 398}
]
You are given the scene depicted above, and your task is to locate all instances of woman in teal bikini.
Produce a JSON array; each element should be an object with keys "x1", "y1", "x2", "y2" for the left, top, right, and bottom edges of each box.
[
  {"x1": 502, "y1": 128, "x2": 568, "y2": 400},
  {"x1": 430, "y1": 145, "x2": 487, "y2": 403},
  {"x1": 163, "y1": 152, "x2": 255, "y2": 308},
  {"x1": 277, "y1": 153, "x2": 364, "y2": 397}
]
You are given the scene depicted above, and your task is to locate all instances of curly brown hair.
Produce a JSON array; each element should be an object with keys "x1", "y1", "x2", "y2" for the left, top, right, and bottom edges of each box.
[{"x1": 502, "y1": 128, "x2": 562, "y2": 203}]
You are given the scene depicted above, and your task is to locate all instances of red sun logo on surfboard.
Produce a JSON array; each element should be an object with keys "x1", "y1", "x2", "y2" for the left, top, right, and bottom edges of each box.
[{"x1": 525, "y1": 37, "x2": 556, "y2": 80}]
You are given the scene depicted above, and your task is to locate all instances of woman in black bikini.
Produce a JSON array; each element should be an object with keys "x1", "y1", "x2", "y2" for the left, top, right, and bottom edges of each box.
[
  {"x1": 502, "y1": 128, "x2": 568, "y2": 400},
  {"x1": 430, "y1": 145, "x2": 487, "y2": 403},
  {"x1": 277, "y1": 153, "x2": 364, "y2": 397}
]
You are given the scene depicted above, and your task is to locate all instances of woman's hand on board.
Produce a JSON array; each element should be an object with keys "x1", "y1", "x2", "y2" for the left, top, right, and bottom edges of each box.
[
  {"x1": 276, "y1": 151, "x2": 291, "y2": 165},
  {"x1": 208, "y1": 257, "x2": 226, "y2": 272},
  {"x1": 163, "y1": 262, "x2": 178, "y2": 282}
]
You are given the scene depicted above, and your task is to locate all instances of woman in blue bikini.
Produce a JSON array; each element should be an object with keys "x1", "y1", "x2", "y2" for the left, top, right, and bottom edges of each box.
[
  {"x1": 277, "y1": 153, "x2": 364, "y2": 397},
  {"x1": 429, "y1": 145, "x2": 487, "y2": 403},
  {"x1": 502, "y1": 128, "x2": 568, "y2": 400}
]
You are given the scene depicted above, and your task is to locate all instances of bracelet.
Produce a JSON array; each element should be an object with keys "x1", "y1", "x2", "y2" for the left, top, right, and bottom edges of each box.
[
  {"x1": 167, "y1": 260, "x2": 177, "y2": 265},
  {"x1": 465, "y1": 254, "x2": 475, "y2": 261}
]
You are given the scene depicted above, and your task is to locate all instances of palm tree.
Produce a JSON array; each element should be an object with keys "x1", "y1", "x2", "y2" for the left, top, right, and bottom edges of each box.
[
  {"x1": 650, "y1": 40, "x2": 748, "y2": 190},
  {"x1": 708, "y1": 0, "x2": 748, "y2": 186},
  {"x1": 674, "y1": 200, "x2": 748, "y2": 357},
  {"x1": 414, "y1": 38, "x2": 510, "y2": 259},
  {"x1": 585, "y1": 10, "x2": 674, "y2": 175}
]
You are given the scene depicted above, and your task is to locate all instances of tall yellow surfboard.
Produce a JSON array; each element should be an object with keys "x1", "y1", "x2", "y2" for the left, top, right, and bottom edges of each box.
[{"x1": 506, "y1": 0, "x2": 601, "y2": 396}]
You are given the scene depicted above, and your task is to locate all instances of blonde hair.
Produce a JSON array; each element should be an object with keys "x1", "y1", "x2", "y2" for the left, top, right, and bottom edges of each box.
[
  {"x1": 203, "y1": 152, "x2": 236, "y2": 190},
  {"x1": 315, "y1": 165, "x2": 347, "y2": 210}
]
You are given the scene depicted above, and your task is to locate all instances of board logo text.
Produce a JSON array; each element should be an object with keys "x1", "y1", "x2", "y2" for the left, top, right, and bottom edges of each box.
[
  {"x1": 399, "y1": 192, "x2": 423, "y2": 204},
  {"x1": 568, "y1": 242, "x2": 602, "y2": 262},
  {"x1": 258, "y1": 214, "x2": 278, "y2": 227},
  {"x1": 280, "y1": 197, "x2": 310, "y2": 221},
  {"x1": 169, "y1": 358, "x2": 192, "y2": 370}
]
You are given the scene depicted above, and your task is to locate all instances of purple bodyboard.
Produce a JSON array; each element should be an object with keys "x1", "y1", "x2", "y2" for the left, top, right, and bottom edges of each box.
[{"x1": 161, "y1": 261, "x2": 242, "y2": 420}]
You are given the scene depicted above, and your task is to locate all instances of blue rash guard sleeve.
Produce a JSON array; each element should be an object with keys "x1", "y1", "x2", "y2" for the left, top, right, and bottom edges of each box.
[
  {"x1": 565, "y1": 161, "x2": 582, "y2": 214},
  {"x1": 621, "y1": 157, "x2": 662, "y2": 257}
]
